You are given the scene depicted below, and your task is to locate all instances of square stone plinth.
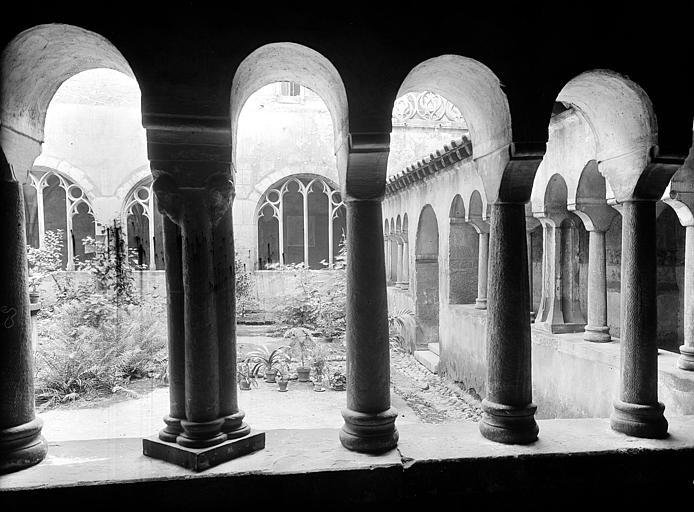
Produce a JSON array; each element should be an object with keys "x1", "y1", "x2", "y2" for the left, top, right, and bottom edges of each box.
[{"x1": 142, "y1": 430, "x2": 265, "y2": 471}]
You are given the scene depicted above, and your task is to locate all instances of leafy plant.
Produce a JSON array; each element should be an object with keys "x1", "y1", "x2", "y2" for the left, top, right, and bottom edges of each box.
[
  {"x1": 328, "y1": 369, "x2": 346, "y2": 391},
  {"x1": 310, "y1": 344, "x2": 329, "y2": 383},
  {"x1": 388, "y1": 307, "x2": 414, "y2": 353},
  {"x1": 284, "y1": 327, "x2": 315, "y2": 368},
  {"x1": 26, "y1": 229, "x2": 64, "y2": 294},
  {"x1": 245, "y1": 344, "x2": 291, "y2": 378},
  {"x1": 237, "y1": 361, "x2": 259, "y2": 389},
  {"x1": 276, "y1": 361, "x2": 290, "y2": 383},
  {"x1": 235, "y1": 252, "x2": 259, "y2": 318}
]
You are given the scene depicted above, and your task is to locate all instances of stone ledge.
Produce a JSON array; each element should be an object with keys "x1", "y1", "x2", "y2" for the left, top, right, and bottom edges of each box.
[{"x1": 1, "y1": 417, "x2": 693, "y2": 507}]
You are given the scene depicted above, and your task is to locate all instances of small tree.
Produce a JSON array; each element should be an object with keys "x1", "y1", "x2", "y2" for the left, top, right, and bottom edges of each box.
[
  {"x1": 26, "y1": 229, "x2": 64, "y2": 296},
  {"x1": 284, "y1": 327, "x2": 315, "y2": 369}
]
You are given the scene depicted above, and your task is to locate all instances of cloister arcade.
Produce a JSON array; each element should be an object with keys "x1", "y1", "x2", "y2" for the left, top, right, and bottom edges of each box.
[{"x1": 1, "y1": 6, "x2": 693, "y2": 504}]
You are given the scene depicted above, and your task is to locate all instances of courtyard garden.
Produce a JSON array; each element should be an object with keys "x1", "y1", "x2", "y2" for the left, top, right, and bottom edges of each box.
[{"x1": 29, "y1": 228, "x2": 481, "y2": 440}]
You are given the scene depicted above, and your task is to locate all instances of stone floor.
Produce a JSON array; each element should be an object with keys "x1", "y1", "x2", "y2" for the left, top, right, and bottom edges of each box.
[{"x1": 37, "y1": 330, "x2": 483, "y2": 442}]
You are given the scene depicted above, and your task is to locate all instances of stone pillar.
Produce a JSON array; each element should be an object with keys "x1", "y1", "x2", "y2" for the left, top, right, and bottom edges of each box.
[
  {"x1": 340, "y1": 198, "x2": 398, "y2": 453},
  {"x1": 0, "y1": 171, "x2": 48, "y2": 473},
  {"x1": 679, "y1": 225, "x2": 694, "y2": 370},
  {"x1": 610, "y1": 200, "x2": 668, "y2": 438},
  {"x1": 475, "y1": 231, "x2": 489, "y2": 309},
  {"x1": 395, "y1": 235, "x2": 406, "y2": 287},
  {"x1": 158, "y1": 216, "x2": 185, "y2": 442},
  {"x1": 213, "y1": 207, "x2": 250, "y2": 438},
  {"x1": 402, "y1": 239, "x2": 410, "y2": 287},
  {"x1": 574, "y1": 205, "x2": 616, "y2": 343},
  {"x1": 144, "y1": 172, "x2": 263, "y2": 470},
  {"x1": 384, "y1": 234, "x2": 391, "y2": 285},
  {"x1": 479, "y1": 201, "x2": 538, "y2": 444},
  {"x1": 534, "y1": 213, "x2": 585, "y2": 333}
]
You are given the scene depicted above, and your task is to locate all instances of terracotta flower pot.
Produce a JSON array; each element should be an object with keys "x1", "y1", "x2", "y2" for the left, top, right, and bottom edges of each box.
[
  {"x1": 278, "y1": 380, "x2": 288, "y2": 392},
  {"x1": 265, "y1": 368, "x2": 278, "y2": 383},
  {"x1": 296, "y1": 367, "x2": 311, "y2": 382},
  {"x1": 239, "y1": 380, "x2": 252, "y2": 390}
]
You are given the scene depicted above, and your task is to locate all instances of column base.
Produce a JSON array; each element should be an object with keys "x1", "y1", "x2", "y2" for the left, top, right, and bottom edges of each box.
[
  {"x1": 610, "y1": 399, "x2": 668, "y2": 439},
  {"x1": 677, "y1": 345, "x2": 694, "y2": 371},
  {"x1": 340, "y1": 406, "x2": 399, "y2": 453},
  {"x1": 143, "y1": 430, "x2": 265, "y2": 471},
  {"x1": 584, "y1": 325, "x2": 612, "y2": 343},
  {"x1": 0, "y1": 418, "x2": 48, "y2": 474},
  {"x1": 395, "y1": 282, "x2": 409, "y2": 290},
  {"x1": 479, "y1": 399, "x2": 539, "y2": 444},
  {"x1": 177, "y1": 418, "x2": 226, "y2": 448},
  {"x1": 222, "y1": 411, "x2": 251, "y2": 439},
  {"x1": 474, "y1": 298, "x2": 487, "y2": 310},
  {"x1": 158, "y1": 415, "x2": 184, "y2": 443},
  {"x1": 535, "y1": 321, "x2": 586, "y2": 334}
]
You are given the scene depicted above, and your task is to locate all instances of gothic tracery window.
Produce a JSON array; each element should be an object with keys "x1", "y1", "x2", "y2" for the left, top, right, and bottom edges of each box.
[{"x1": 257, "y1": 174, "x2": 345, "y2": 269}]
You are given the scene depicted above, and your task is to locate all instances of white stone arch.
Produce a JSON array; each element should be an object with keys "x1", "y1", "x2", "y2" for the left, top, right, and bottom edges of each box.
[
  {"x1": 556, "y1": 69, "x2": 658, "y2": 202},
  {"x1": 230, "y1": 43, "x2": 349, "y2": 189},
  {"x1": 1, "y1": 23, "x2": 137, "y2": 181},
  {"x1": 396, "y1": 54, "x2": 512, "y2": 203}
]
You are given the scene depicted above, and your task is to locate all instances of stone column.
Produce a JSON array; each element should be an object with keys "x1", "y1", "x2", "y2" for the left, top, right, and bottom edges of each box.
[
  {"x1": 395, "y1": 234, "x2": 405, "y2": 287},
  {"x1": 384, "y1": 234, "x2": 391, "y2": 285},
  {"x1": 574, "y1": 205, "x2": 616, "y2": 343},
  {"x1": 475, "y1": 229, "x2": 490, "y2": 310},
  {"x1": 158, "y1": 216, "x2": 185, "y2": 442},
  {"x1": 534, "y1": 213, "x2": 585, "y2": 333},
  {"x1": 144, "y1": 172, "x2": 263, "y2": 470},
  {"x1": 402, "y1": 239, "x2": 410, "y2": 287},
  {"x1": 479, "y1": 201, "x2": 538, "y2": 444},
  {"x1": 213, "y1": 207, "x2": 250, "y2": 438},
  {"x1": 678, "y1": 225, "x2": 694, "y2": 370},
  {"x1": 0, "y1": 168, "x2": 48, "y2": 473},
  {"x1": 610, "y1": 200, "x2": 668, "y2": 438},
  {"x1": 340, "y1": 198, "x2": 398, "y2": 453}
]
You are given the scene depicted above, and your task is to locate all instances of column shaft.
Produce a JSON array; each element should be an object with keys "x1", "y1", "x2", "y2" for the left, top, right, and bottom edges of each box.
[
  {"x1": 0, "y1": 180, "x2": 47, "y2": 473},
  {"x1": 396, "y1": 240, "x2": 404, "y2": 284},
  {"x1": 479, "y1": 202, "x2": 538, "y2": 444},
  {"x1": 177, "y1": 196, "x2": 225, "y2": 448},
  {"x1": 527, "y1": 230, "x2": 533, "y2": 316},
  {"x1": 610, "y1": 200, "x2": 667, "y2": 438},
  {"x1": 213, "y1": 208, "x2": 249, "y2": 438},
  {"x1": 475, "y1": 232, "x2": 489, "y2": 309},
  {"x1": 340, "y1": 199, "x2": 398, "y2": 453},
  {"x1": 402, "y1": 241, "x2": 409, "y2": 285},
  {"x1": 584, "y1": 230, "x2": 611, "y2": 342},
  {"x1": 159, "y1": 217, "x2": 185, "y2": 442},
  {"x1": 678, "y1": 225, "x2": 694, "y2": 370}
]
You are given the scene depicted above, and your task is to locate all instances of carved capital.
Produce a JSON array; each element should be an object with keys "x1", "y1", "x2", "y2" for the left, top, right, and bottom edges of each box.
[{"x1": 153, "y1": 172, "x2": 234, "y2": 227}]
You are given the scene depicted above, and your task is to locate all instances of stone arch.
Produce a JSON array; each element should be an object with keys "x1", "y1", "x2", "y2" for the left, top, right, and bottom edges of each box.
[
  {"x1": 121, "y1": 175, "x2": 165, "y2": 270},
  {"x1": 396, "y1": 54, "x2": 512, "y2": 202},
  {"x1": 448, "y1": 194, "x2": 478, "y2": 304},
  {"x1": 415, "y1": 205, "x2": 440, "y2": 346},
  {"x1": 230, "y1": 43, "x2": 349, "y2": 189},
  {"x1": 1, "y1": 23, "x2": 137, "y2": 179},
  {"x1": 556, "y1": 69, "x2": 658, "y2": 202}
]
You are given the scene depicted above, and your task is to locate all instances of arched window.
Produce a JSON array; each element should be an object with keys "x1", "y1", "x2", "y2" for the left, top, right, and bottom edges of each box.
[
  {"x1": 24, "y1": 168, "x2": 96, "y2": 269},
  {"x1": 257, "y1": 174, "x2": 345, "y2": 269},
  {"x1": 122, "y1": 177, "x2": 164, "y2": 269}
]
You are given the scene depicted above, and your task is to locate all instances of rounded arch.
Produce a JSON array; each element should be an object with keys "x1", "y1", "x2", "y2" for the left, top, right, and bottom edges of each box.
[
  {"x1": 544, "y1": 173, "x2": 569, "y2": 214},
  {"x1": 449, "y1": 194, "x2": 466, "y2": 219},
  {"x1": 415, "y1": 205, "x2": 440, "y2": 346},
  {"x1": 396, "y1": 214, "x2": 402, "y2": 233},
  {"x1": 230, "y1": 43, "x2": 349, "y2": 186},
  {"x1": 449, "y1": 194, "x2": 478, "y2": 305},
  {"x1": 416, "y1": 205, "x2": 439, "y2": 259},
  {"x1": 557, "y1": 69, "x2": 658, "y2": 201},
  {"x1": 468, "y1": 190, "x2": 485, "y2": 220},
  {"x1": 397, "y1": 55, "x2": 511, "y2": 162},
  {"x1": 1, "y1": 24, "x2": 137, "y2": 174}
]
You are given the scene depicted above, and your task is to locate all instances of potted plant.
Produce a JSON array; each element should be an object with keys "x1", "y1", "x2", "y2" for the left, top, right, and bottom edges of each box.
[
  {"x1": 328, "y1": 368, "x2": 347, "y2": 391},
  {"x1": 311, "y1": 345, "x2": 329, "y2": 392},
  {"x1": 237, "y1": 361, "x2": 258, "y2": 390},
  {"x1": 246, "y1": 344, "x2": 290, "y2": 383},
  {"x1": 284, "y1": 327, "x2": 315, "y2": 382},
  {"x1": 276, "y1": 362, "x2": 290, "y2": 392}
]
